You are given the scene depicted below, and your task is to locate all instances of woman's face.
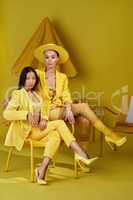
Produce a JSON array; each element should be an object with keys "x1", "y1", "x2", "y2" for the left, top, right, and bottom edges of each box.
[
  {"x1": 44, "y1": 50, "x2": 59, "y2": 70},
  {"x1": 24, "y1": 71, "x2": 36, "y2": 91}
]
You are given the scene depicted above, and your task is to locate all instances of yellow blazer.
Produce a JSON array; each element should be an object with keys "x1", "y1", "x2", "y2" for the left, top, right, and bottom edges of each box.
[
  {"x1": 3, "y1": 88, "x2": 47, "y2": 151},
  {"x1": 36, "y1": 69, "x2": 72, "y2": 111}
]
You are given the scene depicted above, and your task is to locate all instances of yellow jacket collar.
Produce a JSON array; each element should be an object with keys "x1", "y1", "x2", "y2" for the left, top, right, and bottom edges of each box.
[{"x1": 39, "y1": 70, "x2": 60, "y2": 99}]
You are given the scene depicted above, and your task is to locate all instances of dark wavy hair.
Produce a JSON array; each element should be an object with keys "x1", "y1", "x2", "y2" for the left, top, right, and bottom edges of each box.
[{"x1": 18, "y1": 66, "x2": 39, "y2": 90}]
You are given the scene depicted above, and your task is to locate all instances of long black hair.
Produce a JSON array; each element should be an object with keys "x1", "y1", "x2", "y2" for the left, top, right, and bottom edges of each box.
[{"x1": 18, "y1": 66, "x2": 39, "y2": 90}]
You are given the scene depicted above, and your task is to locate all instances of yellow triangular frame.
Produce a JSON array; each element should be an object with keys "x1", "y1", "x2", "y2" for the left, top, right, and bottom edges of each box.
[{"x1": 12, "y1": 17, "x2": 77, "y2": 78}]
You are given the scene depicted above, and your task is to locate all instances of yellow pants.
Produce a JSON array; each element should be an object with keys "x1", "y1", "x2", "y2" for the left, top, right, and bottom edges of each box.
[
  {"x1": 49, "y1": 103, "x2": 97, "y2": 123},
  {"x1": 49, "y1": 107, "x2": 64, "y2": 120},
  {"x1": 28, "y1": 120, "x2": 75, "y2": 159}
]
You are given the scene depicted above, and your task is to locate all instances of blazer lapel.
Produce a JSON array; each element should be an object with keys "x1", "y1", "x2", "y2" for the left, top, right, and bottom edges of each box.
[
  {"x1": 21, "y1": 88, "x2": 33, "y2": 113},
  {"x1": 39, "y1": 70, "x2": 50, "y2": 99},
  {"x1": 55, "y1": 70, "x2": 60, "y2": 97},
  {"x1": 38, "y1": 70, "x2": 60, "y2": 100}
]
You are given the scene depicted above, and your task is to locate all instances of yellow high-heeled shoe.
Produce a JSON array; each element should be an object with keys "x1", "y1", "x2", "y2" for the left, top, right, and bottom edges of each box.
[
  {"x1": 105, "y1": 136, "x2": 127, "y2": 149},
  {"x1": 75, "y1": 154, "x2": 99, "y2": 166},
  {"x1": 94, "y1": 119, "x2": 127, "y2": 149},
  {"x1": 35, "y1": 168, "x2": 47, "y2": 185},
  {"x1": 74, "y1": 154, "x2": 98, "y2": 178},
  {"x1": 77, "y1": 162, "x2": 90, "y2": 173}
]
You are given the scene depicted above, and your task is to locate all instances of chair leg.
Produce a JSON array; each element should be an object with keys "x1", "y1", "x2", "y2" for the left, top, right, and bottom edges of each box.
[
  {"x1": 4, "y1": 147, "x2": 14, "y2": 172},
  {"x1": 71, "y1": 125, "x2": 78, "y2": 178},
  {"x1": 30, "y1": 141, "x2": 34, "y2": 182},
  {"x1": 74, "y1": 155, "x2": 78, "y2": 178},
  {"x1": 92, "y1": 126, "x2": 96, "y2": 142},
  {"x1": 99, "y1": 132, "x2": 104, "y2": 157}
]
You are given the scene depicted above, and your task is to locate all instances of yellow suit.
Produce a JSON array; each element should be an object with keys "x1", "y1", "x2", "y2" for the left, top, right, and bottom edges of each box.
[
  {"x1": 3, "y1": 88, "x2": 47, "y2": 151},
  {"x1": 3, "y1": 88, "x2": 75, "y2": 157},
  {"x1": 36, "y1": 69, "x2": 72, "y2": 112}
]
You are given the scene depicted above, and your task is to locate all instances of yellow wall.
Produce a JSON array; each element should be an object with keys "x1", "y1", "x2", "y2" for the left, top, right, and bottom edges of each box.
[{"x1": 0, "y1": 0, "x2": 133, "y2": 139}]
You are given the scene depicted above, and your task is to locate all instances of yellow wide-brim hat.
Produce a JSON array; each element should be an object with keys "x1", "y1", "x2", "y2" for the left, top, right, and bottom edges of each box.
[{"x1": 34, "y1": 43, "x2": 69, "y2": 64}]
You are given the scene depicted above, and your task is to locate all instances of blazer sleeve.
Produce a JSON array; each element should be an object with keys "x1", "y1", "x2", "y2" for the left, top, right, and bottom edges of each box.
[
  {"x1": 62, "y1": 75, "x2": 72, "y2": 104},
  {"x1": 3, "y1": 90, "x2": 28, "y2": 121}
]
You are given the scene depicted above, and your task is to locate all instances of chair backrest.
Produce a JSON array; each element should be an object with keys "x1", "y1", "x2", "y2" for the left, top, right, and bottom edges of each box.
[
  {"x1": 116, "y1": 95, "x2": 133, "y2": 126},
  {"x1": 120, "y1": 95, "x2": 131, "y2": 115}
]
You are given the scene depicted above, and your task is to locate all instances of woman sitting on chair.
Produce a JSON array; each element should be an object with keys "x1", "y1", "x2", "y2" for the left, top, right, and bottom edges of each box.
[
  {"x1": 3, "y1": 67, "x2": 98, "y2": 185},
  {"x1": 33, "y1": 43, "x2": 127, "y2": 148}
]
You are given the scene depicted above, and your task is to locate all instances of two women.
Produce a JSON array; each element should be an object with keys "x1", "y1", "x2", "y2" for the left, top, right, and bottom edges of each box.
[{"x1": 3, "y1": 67, "x2": 98, "y2": 185}]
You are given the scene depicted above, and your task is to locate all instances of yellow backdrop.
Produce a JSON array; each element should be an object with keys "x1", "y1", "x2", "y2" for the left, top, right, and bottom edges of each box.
[{"x1": 0, "y1": 0, "x2": 132, "y2": 140}]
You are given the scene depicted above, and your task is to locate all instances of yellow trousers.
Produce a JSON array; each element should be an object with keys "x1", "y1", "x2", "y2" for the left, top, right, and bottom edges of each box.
[
  {"x1": 48, "y1": 104, "x2": 125, "y2": 143},
  {"x1": 48, "y1": 103, "x2": 97, "y2": 123},
  {"x1": 28, "y1": 120, "x2": 75, "y2": 159}
]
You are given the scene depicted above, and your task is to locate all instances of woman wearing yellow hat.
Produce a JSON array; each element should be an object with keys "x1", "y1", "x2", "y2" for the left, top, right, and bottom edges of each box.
[{"x1": 34, "y1": 43, "x2": 127, "y2": 148}]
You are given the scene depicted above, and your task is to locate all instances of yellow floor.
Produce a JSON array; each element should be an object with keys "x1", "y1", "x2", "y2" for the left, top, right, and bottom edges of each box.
[{"x1": 0, "y1": 134, "x2": 133, "y2": 200}]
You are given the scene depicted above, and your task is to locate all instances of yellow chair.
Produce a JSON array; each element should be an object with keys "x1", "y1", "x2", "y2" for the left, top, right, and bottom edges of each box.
[
  {"x1": 4, "y1": 139, "x2": 48, "y2": 182},
  {"x1": 4, "y1": 124, "x2": 85, "y2": 181}
]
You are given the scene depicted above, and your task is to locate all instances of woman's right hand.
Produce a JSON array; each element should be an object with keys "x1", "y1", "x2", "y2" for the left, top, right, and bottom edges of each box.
[
  {"x1": 39, "y1": 119, "x2": 48, "y2": 130},
  {"x1": 27, "y1": 112, "x2": 38, "y2": 127}
]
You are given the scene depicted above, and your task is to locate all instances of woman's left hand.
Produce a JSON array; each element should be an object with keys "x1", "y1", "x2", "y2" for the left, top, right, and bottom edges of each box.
[{"x1": 39, "y1": 119, "x2": 48, "y2": 130}]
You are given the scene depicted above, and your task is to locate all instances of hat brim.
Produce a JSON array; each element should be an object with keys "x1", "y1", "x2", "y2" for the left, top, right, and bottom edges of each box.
[{"x1": 34, "y1": 44, "x2": 69, "y2": 64}]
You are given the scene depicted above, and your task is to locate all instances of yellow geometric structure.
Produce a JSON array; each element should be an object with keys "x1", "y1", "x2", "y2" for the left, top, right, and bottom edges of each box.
[{"x1": 12, "y1": 17, "x2": 77, "y2": 78}]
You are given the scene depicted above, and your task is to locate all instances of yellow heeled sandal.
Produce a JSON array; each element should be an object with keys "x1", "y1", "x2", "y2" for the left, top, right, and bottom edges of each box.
[
  {"x1": 35, "y1": 168, "x2": 47, "y2": 185},
  {"x1": 94, "y1": 119, "x2": 127, "y2": 149},
  {"x1": 78, "y1": 161, "x2": 90, "y2": 173},
  {"x1": 74, "y1": 154, "x2": 98, "y2": 178},
  {"x1": 75, "y1": 154, "x2": 99, "y2": 166},
  {"x1": 105, "y1": 136, "x2": 127, "y2": 148}
]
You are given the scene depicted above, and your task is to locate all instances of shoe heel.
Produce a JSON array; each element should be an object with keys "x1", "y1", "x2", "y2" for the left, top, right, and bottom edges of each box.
[
  {"x1": 77, "y1": 161, "x2": 90, "y2": 173},
  {"x1": 105, "y1": 136, "x2": 117, "y2": 150},
  {"x1": 106, "y1": 141, "x2": 115, "y2": 150}
]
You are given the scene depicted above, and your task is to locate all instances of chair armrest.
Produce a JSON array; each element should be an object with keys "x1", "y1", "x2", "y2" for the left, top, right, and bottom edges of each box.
[{"x1": 104, "y1": 106, "x2": 118, "y2": 115}]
